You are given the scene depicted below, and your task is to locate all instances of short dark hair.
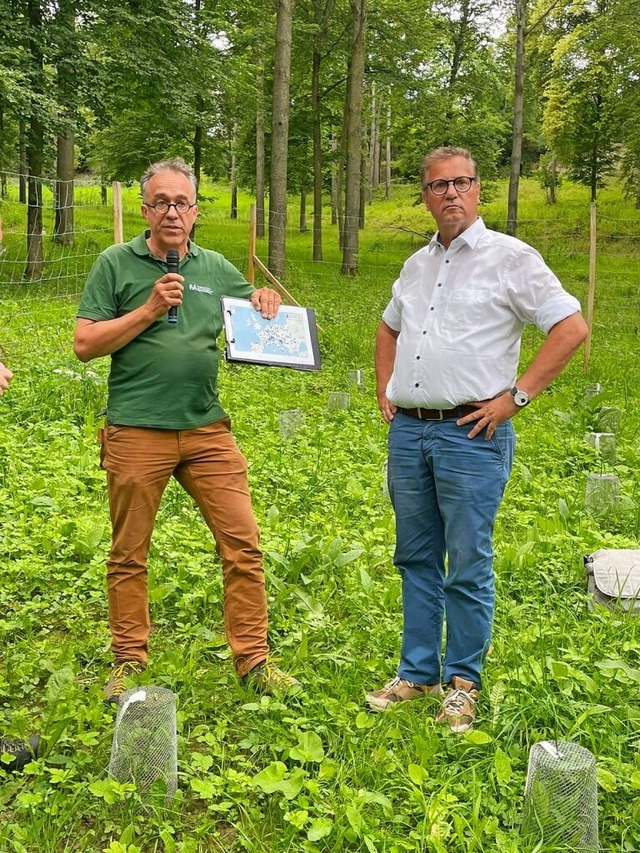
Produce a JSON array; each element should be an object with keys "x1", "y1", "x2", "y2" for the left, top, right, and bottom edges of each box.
[
  {"x1": 421, "y1": 146, "x2": 478, "y2": 189},
  {"x1": 140, "y1": 157, "x2": 197, "y2": 202}
]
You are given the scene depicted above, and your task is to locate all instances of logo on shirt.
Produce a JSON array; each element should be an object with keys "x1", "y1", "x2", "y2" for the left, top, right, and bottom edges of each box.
[{"x1": 188, "y1": 284, "x2": 213, "y2": 295}]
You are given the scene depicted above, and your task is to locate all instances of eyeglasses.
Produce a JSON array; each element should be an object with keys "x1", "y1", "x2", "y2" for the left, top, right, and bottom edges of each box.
[
  {"x1": 424, "y1": 176, "x2": 476, "y2": 196},
  {"x1": 144, "y1": 200, "x2": 196, "y2": 215}
]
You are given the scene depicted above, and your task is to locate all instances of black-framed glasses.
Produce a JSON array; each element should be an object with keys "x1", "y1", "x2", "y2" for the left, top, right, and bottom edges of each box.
[
  {"x1": 144, "y1": 200, "x2": 196, "y2": 215},
  {"x1": 424, "y1": 176, "x2": 476, "y2": 196}
]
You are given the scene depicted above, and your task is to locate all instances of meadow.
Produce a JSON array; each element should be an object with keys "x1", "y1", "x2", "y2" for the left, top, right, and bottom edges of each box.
[{"x1": 0, "y1": 175, "x2": 640, "y2": 852}]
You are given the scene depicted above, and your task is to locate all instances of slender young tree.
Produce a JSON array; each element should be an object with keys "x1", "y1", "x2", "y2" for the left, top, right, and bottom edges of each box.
[
  {"x1": 341, "y1": 0, "x2": 366, "y2": 275},
  {"x1": 268, "y1": 0, "x2": 295, "y2": 278}
]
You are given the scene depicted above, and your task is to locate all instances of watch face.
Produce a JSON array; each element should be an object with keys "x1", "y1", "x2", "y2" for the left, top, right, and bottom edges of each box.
[{"x1": 514, "y1": 390, "x2": 529, "y2": 406}]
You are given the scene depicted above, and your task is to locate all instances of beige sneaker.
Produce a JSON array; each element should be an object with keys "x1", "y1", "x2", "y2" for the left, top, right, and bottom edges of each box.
[
  {"x1": 435, "y1": 676, "x2": 479, "y2": 733},
  {"x1": 104, "y1": 660, "x2": 146, "y2": 704},
  {"x1": 366, "y1": 676, "x2": 444, "y2": 712}
]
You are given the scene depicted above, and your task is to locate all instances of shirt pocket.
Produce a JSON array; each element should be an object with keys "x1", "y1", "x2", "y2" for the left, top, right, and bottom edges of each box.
[{"x1": 439, "y1": 288, "x2": 493, "y2": 333}]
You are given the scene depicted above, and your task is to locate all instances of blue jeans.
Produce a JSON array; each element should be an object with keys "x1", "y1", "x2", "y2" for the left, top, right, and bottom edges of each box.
[{"x1": 388, "y1": 413, "x2": 515, "y2": 689}]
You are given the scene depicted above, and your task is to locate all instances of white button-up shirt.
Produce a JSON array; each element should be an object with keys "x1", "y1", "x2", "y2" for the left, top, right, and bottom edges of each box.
[{"x1": 382, "y1": 217, "x2": 581, "y2": 409}]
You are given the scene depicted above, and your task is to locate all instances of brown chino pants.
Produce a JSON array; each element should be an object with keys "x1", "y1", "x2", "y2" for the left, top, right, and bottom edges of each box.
[{"x1": 99, "y1": 419, "x2": 269, "y2": 676}]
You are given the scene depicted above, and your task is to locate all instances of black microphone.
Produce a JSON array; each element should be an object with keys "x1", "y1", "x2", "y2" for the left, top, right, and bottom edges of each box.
[{"x1": 166, "y1": 249, "x2": 180, "y2": 325}]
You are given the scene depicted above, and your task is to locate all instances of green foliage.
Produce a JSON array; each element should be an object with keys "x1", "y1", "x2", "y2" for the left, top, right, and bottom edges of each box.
[{"x1": 1, "y1": 181, "x2": 640, "y2": 850}]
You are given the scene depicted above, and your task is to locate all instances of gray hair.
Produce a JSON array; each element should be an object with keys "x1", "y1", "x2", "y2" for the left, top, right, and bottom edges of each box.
[
  {"x1": 421, "y1": 146, "x2": 478, "y2": 189},
  {"x1": 140, "y1": 157, "x2": 197, "y2": 201}
]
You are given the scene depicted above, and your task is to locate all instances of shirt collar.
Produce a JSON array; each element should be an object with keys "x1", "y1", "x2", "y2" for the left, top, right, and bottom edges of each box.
[
  {"x1": 429, "y1": 217, "x2": 486, "y2": 252},
  {"x1": 130, "y1": 230, "x2": 199, "y2": 259}
]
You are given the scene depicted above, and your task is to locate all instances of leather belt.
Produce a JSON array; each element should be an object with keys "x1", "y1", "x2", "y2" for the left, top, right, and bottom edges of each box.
[{"x1": 397, "y1": 405, "x2": 478, "y2": 421}]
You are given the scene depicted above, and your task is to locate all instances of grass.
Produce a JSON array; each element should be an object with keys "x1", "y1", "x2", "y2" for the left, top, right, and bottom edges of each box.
[{"x1": 0, "y1": 175, "x2": 640, "y2": 851}]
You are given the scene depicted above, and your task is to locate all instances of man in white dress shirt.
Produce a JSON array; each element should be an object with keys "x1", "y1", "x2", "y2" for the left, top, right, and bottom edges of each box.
[{"x1": 367, "y1": 146, "x2": 588, "y2": 731}]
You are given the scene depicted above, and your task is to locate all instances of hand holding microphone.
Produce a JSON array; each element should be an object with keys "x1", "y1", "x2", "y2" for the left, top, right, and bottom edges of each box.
[{"x1": 166, "y1": 249, "x2": 180, "y2": 325}]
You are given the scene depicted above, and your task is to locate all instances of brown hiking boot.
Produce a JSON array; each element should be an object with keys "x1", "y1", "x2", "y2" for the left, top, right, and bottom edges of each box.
[
  {"x1": 103, "y1": 660, "x2": 146, "y2": 704},
  {"x1": 366, "y1": 676, "x2": 444, "y2": 712},
  {"x1": 435, "y1": 676, "x2": 479, "y2": 733}
]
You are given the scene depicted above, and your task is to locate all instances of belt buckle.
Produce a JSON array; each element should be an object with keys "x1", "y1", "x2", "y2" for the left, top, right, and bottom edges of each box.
[{"x1": 418, "y1": 408, "x2": 443, "y2": 421}]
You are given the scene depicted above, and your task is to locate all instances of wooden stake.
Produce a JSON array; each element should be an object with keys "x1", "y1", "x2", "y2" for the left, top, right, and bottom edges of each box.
[
  {"x1": 248, "y1": 204, "x2": 256, "y2": 284},
  {"x1": 112, "y1": 181, "x2": 123, "y2": 245},
  {"x1": 583, "y1": 202, "x2": 596, "y2": 372}
]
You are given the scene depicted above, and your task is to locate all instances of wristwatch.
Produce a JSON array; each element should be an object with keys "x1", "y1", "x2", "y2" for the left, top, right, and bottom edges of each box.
[{"x1": 510, "y1": 385, "x2": 530, "y2": 407}]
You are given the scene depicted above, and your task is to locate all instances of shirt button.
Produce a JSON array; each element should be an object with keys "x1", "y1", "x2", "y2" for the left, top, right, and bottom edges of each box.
[
  {"x1": 445, "y1": 259, "x2": 450, "y2": 264},
  {"x1": 416, "y1": 355, "x2": 420, "y2": 360},
  {"x1": 422, "y1": 331, "x2": 426, "y2": 335},
  {"x1": 437, "y1": 283, "x2": 442, "y2": 287},
  {"x1": 430, "y1": 307, "x2": 434, "y2": 311},
  {"x1": 415, "y1": 383, "x2": 420, "y2": 387}
]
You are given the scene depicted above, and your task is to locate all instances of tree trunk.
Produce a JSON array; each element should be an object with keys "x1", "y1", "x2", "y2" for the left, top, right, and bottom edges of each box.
[
  {"x1": 385, "y1": 98, "x2": 391, "y2": 200},
  {"x1": 230, "y1": 122, "x2": 238, "y2": 220},
  {"x1": 359, "y1": 150, "x2": 366, "y2": 229},
  {"x1": 341, "y1": 0, "x2": 367, "y2": 275},
  {"x1": 25, "y1": 0, "x2": 44, "y2": 281},
  {"x1": 548, "y1": 153, "x2": 557, "y2": 204},
  {"x1": 312, "y1": 47, "x2": 323, "y2": 260},
  {"x1": 368, "y1": 81, "x2": 376, "y2": 201},
  {"x1": 330, "y1": 131, "x2": 338, "y2": 225},
  {"x1": 507, "y1": 0, "x2": 526, "y2": 236},
  {"x1": 19, "y1": 121, "x2": 27, "y2": 204},
  {"x1": 0, "y1": 104, "x2": 5, "y2": 199},
  {"x1": 299, "y1": 186, "x2": 308, "y2": 231},
  {"x1": 54, "y1": 133, "x2": 74, "y2": 246},
  {"x1": 268, "y1": 0, "x2": 294, "y2": 278},
  {"x1": 54, "y1": 0, "x2": 75, "y2": 246},
  {"x1": 256, "y1": 66, "x2": 266, "y2": 238},
  {"x1": 101, "y1": 181, "x2": 107, "y2": 205}
]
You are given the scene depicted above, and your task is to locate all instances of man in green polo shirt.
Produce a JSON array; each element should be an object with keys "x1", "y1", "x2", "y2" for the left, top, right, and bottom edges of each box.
[{"x1": 74, "y1": 157, "x2": 298, "y2": 703}]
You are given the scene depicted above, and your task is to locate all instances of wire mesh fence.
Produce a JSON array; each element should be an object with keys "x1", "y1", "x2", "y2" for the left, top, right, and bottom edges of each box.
[{"x1": 1, "y1": 170, "x2": 639, "y2": 375}]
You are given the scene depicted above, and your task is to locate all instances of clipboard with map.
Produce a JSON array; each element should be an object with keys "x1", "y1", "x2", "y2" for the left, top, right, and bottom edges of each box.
[{"x1": 221, "y1": 297, "x2": 321, "y2": 371}]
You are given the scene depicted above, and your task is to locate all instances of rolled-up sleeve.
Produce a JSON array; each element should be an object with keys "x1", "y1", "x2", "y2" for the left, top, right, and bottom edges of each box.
[{"x1": 506, "y1": 247, "x2": 581, "y2": 334}]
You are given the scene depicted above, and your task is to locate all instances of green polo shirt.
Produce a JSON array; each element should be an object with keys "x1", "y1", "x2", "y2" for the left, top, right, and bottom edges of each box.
[{"x1": 77, "y1": 232, "x2": 254, "y2": 429}]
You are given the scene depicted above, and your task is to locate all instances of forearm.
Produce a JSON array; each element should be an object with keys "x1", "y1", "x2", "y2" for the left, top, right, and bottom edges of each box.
[
  {"x1": 375, "y1": 321, "x2": 398, "y2": 398},
  {"x1": 74, "y1": 306, "x2": 158, "y2": 362},
  {"x1": 518, "y1": 312, "x2": 589, "y2": 398}
]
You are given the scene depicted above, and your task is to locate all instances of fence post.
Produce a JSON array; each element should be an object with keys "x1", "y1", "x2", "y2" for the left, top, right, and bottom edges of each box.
[
  {"x1": 583, "y1": 202, "x2": 596, "y2": 372},
  {"x1": 112, "y1": 181, "x2": 123, "y2": 245},
  {"x1": 248, "y1": 204, "x2": 256, "y2": 284}
]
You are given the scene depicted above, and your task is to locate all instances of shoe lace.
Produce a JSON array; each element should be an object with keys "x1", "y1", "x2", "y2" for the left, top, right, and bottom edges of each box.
[
  {"x1": 111, "y1": 661, "x2": 142, "y2": 695},
  {"x1": 0, "y1": 739, "x2": 28, "y2": 756},
  {"x1": 384, "y1": 676, "x2": 404, "y2": 691},
  {"x1": 443, "y1": 688, "x2": 475, "y2": 715}
]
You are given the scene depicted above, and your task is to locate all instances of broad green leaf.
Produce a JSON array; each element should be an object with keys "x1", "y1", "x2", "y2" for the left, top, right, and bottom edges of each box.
[
  {"x1": 355, "y1": 711, "x2": 374, "y2": 729},
  {"x1": 549, "y1": 660, "x2": 570, "y2": 679},
  {"x1": 290, "y1": 731, "x2": 325, "y2": 763},
  {"x1": 464, "y1": 729, "x2": 493, "y2": 745},
  {"x1": 630, "y1": 771, "x2": 640, "y2": 790},
  {"x1": 189, "y1": 777, "x2": 217, "y2": 799},
  {"x1": 318, "y1": 759, "x2": 338, "y2": 780},
  {"x1": 45, "y1": 666, "x2": 75, "y2": 702},
  {"x1": 494, "y1": 748, "x2": 512, "y2": 786},
  {"x1": 279, "y1": 768, "x2": 305, "y2": 800},
  {"x1": 346, "y1": 806, "x2": 364, "y2": 834},
  {"x1": 252, "y1": 761, "x2": 287, "y2": 793},
  {"x1": 307, "y1": 817, "x2": 333, "y2": 841},
  {"x1": 597, "y1": 768, "x2": 617, "y2": 792},
  {"x1": 408, "y1": 763, "x2": 428, "y2": 785},
  {"x1": 595, "y1": 659, "x2": 640, "y2": 683},
  {"x1": 359, "y1": 566, "x2": 374, "y2": 591}
]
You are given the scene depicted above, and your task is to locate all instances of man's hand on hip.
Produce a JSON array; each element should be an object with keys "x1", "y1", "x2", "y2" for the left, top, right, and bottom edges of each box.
[
  {"x1": 378, "y1": 393, "x2": 398, "y2": 424},
  {"x1": 457, "y1": 393, "x2": 519, "y2": 439}
]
